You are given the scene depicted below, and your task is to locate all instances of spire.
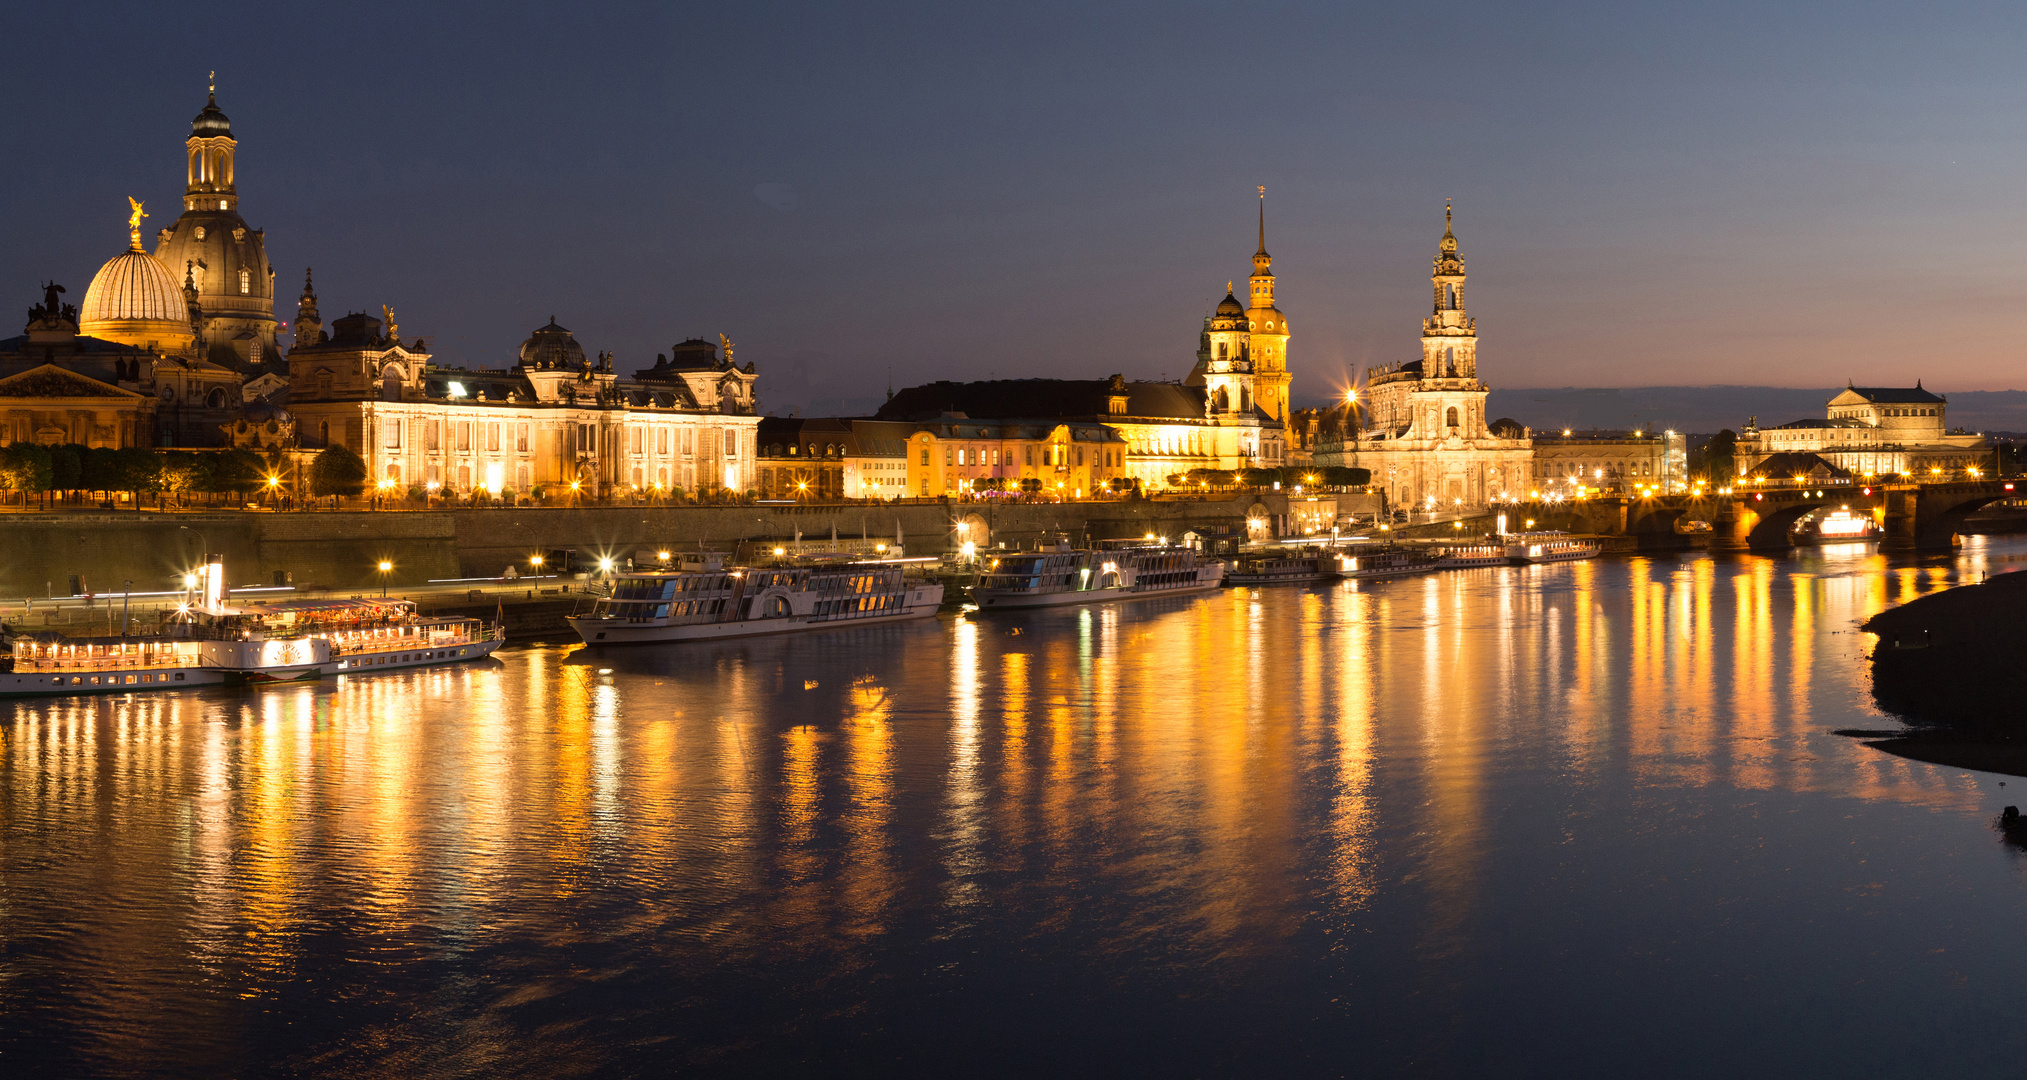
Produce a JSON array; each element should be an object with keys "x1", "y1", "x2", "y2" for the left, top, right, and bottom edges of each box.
[
  {"x1": 292, "y1": 267, "x2": 324, "y2": 348},
  {"x1": 1440, "y1": 201, "x2": 1457, "y2": 255},
  {"x1": 1256, "y1": 185, "x2": 1267, "y2": 256}
]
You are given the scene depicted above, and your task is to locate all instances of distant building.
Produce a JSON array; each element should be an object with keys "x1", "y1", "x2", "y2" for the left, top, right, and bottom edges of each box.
[
  {"x1": 900, "y1": 414, "x2": 1127, "y2": 498},
  {"x1": 842, "y1": 420, "x2": 913, "y2": 499},
  {"x1": 1531, "y1": 429, "x2": 1681, "y2": 496},
  {"x1": 1314, "y1": 207, "x2": 1534, "y2": 508},
  {"x1": 1736, "y1": 384, "x2": 1989, "y2": 480},
  {"x1": 758, "y1": 416, "x2": 854, "y2": 499}
]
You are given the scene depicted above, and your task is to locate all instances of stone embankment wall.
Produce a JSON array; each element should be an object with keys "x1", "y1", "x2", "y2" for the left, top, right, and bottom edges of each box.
[{"x1": 0, "y1": 495, "x2": 1283, "y2": 595}]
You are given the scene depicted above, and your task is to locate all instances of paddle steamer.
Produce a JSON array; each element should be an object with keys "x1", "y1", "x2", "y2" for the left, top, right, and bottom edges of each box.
[{"x1": 0, "y1": 558, "x2": 502, "y2": 697}]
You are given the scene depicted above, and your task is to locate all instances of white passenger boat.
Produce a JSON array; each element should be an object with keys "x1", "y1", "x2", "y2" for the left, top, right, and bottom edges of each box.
[
  {"x1": 1431, "y1": 542, "x2": 1509, "y2": 570},
  {"x1": 1504, "y1": 532, "x2": 1602, "y2": 564},
  {"x1": 1227, "y1": 549, "x2": 1343, "y2": 586},
  {"x1": 972, "y1": 545, "x2": 1225, "y2": 608},
  {"x1": 0, "y1": 558, "x2": 502, "y2": 697},
  {"x1": 567, "y1": 553, "x2": 944, "y2": 645},
  {"x1": 1337, "y1": 547, "x2": 1439, "y2": 580}
]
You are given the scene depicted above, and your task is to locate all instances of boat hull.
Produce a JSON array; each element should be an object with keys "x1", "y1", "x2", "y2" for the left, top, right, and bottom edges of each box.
[
  {"x1": 333, "y1": 636, "x2": 505, "y2": 673},
  {"x1": 1226, "y1": 572, "x2": 1339, "y2": 586},
  {"x1": 975, "y1": 574, "x2": 1223, "y2": 609},
  {"x1": 0, "y1": 637, "x2": 505, "y2": 698},
  {"x1": 569, "y1": 603, "x2": 941, "y2": 644}
]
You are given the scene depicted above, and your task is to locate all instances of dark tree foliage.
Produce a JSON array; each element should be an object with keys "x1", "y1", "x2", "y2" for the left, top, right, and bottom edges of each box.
[
  {"x1": 213, "y1": 448, "x2": 269, "y2": 494},
  {"x1": 48, "y1": 444, "x2": 82, "y2": 492},
  {"x1": 310, "y1": 445, "x2": 368, "y2": 500}
]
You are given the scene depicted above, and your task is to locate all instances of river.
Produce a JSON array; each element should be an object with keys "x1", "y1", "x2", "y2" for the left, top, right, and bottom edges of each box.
[{"x1": 5, "y1": 539, "x2": 2027, "y2": 1078}]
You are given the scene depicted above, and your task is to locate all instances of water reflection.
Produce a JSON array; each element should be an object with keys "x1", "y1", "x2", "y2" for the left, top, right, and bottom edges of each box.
[{"x1": 4, "y1": 542, "x2": 2025, "y2": 1076}]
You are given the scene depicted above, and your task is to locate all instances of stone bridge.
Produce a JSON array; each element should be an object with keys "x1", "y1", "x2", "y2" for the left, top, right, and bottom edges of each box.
[{"x1": 1485, "y1": 479, "x2": 2017, "y2": 553}]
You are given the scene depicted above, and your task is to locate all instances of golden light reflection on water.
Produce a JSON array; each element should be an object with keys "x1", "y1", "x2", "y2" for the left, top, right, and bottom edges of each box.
[{"x1": 0, "y1": 544, "x2": 2017, "y2": 1069}]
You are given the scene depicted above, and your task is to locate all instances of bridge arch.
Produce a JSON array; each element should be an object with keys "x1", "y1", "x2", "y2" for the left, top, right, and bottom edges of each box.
[
  {"x1": 1628, "y1": 505, "x2": 1689, "y2": 536},
  {"x1": 1743, "y1": 501, "x2": 1828, "y2": 549},
  {"x1": 1916, "y1": 489, "x2": 2013, "y2": 550}
]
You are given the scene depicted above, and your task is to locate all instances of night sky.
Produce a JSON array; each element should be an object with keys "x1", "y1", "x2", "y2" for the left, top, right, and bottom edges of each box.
[{"x1": 6, "y1": 1, "x2": 2023, "y2": 417}]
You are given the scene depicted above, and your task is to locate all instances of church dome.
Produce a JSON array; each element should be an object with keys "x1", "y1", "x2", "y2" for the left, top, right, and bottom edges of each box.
[
  {"x1": 1214, "y1": 291, "x2": 1245, "y2": 317},
  {"x1": 517, "y1": 317, "x2": 587, "y2": 370},
  {"x1": 191, "y1": 92, "x2": 232, "y2": 138},
  {"x1": 79, "y1": 245, "x2": 195, "y2": 353}
]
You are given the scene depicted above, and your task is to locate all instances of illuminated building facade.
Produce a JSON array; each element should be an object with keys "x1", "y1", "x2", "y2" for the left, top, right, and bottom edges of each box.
[
  {"x1": 1315, "y1": 206, "x2": 1534, "y2": 508},
  {"x1": 1530, "y1": 430, "x2": 1682, "y2": 495},
  {"x1": 287, "y1": 298, "x2": 760, "y2": 498},
  {"x1": 1735, "y1": 384, "x2": 1990, "y2": 479}
]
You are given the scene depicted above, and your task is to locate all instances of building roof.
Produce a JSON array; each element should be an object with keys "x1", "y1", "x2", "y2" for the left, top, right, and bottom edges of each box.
[
  {"x1": 1772, "y1": 417, "x2": 1871, "y2": 430},
  {"x1": 877, "y1": 378, "x2": 1209, "y2": 424},
  {"x1": 1845, "y1": 385, "x2": 1945, "y2": 404},
  {"x1": 1748, "y1": 452, "x2": 1854, "y2": 479},
  {"x1": 191, "y1": 91, "x2": 232, "y2": 138},
  {"x1": 81, "y1": 247, "x2": 187, "y2": 325}
]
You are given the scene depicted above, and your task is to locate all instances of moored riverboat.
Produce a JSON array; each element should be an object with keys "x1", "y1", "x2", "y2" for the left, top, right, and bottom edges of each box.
[
  {"x1": 567, "y1": 553, "x2": 944, "y2": 644},
  {"x1": 0, "y1": 559, "x2": 502, "y2": 697},
  {"x1": 1431, "y1": 542, "x2": 1509, "y2": 570},
  {"x1": 1227, "y1": 549, "x2": 1343, "y2": 586},
  {"x1": 1504, "y1": 532, "x2": 1602, "y2": 564},
  {"x1": 972, "y1": 544, "x2": 1225, "y2": 608},
  {"x1": 1338, "y1": 546, "x2": 1439, "y2": 580}
]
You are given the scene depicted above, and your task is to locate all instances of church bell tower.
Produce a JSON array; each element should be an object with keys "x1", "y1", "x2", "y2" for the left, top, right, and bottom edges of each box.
[
  {"x1": 1422, "y1": 203, "x2": 1476, "y2": 380},
  {"x1": 1244, "y1": 187, "x2": 1292, "y2": 422},
  {"x1": 185, "y1": 74, "x2": 237, "y2": 213}
]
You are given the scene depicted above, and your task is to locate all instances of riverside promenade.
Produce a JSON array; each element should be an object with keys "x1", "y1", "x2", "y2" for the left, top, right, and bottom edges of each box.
[{"x1": 0, "y1": 493, "x2": 1324, "y2": 598}]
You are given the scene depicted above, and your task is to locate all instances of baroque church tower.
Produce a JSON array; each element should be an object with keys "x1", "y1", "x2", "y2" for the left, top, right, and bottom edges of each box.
[
  {"x1": 1326, "y1": 204, "x2": 1532, "y2": 508},
  {"x1": 1245, "y1": 188, "x2": 1292, "y2": 422},
  {"x1": 1421, "y1": 203, "x2": 1476, "y2": 381},
  {"x1": 152, "y1": 77, "x2": 282, "y2": 374}
]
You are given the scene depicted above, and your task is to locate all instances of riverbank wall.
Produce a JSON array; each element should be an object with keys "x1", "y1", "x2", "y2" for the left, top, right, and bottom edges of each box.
[{"x1": 0, "y1": 495, "x2": 1286, "y2": 595}]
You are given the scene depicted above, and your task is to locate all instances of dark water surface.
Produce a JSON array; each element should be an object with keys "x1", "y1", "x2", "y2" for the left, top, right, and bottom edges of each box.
[{"x1": 7, "y1": 540, "x2": 2027, "y2": 1078}]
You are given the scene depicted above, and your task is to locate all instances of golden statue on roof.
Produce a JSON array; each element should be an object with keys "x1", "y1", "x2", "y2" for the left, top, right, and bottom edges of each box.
[
  {"x1": 126, "y1": 197, "x2": 147, "y2": 248},
  {"x1": 381, "y1": 305, "x2": 399, "y2": 341},
  {"x1": 720, "y1": 333, "x2": 735, "y2": 365}
]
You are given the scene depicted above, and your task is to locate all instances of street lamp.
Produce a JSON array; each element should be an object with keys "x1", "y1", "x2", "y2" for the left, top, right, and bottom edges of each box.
[
  {"x1": 376, "y1": 559, "x2": 392, "y2": 597},
  {"x1": 530, "y1": 554, "x2": 544, "y2": 572}
]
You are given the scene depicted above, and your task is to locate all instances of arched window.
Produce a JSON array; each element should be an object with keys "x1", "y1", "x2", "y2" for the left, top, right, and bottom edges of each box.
[
  {"x1": 206, "y1": 387, "x2": 228, "y2": 409},
  {"x1": 1446, "y1": 406, "x2": 1459, "y2": 428},
  {"x1": 238, "y1": 268, "x2": 251, "y2": 295},
  {"x1": 1218, "y1": 342, "x2": 1228, "y2": 361}
]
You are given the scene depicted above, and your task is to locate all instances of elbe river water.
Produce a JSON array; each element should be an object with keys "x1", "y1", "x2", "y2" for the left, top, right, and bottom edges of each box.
[{"x1": 5, "y1": 539, "x2": 2027, "y2": 1078}]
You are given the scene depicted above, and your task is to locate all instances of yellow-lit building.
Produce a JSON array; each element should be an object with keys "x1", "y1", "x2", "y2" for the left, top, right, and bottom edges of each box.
[
  {"x1": 903, "y1": 416, "x2": 1126, "y2": 498},
  {"x1": 287, "y1": 295, "x2": 761, "y2": 499},
  {"x1": 1316, "y1": 206, "x2": 1534, "y2": 508},
  {"x1": 1735, "y1": 385, "x2": 1989, "y2": 480}
]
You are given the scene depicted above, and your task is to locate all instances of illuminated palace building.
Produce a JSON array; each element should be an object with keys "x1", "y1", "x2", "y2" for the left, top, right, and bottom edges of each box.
[
  {"x1": 287, "y1": 302, "x2": 760, "y2": 498},
  {"x1": 1734, "y1": 384, "x2": 1990, "y2": 480},
  {"x1": 0, "y1": 83, "x2": 764, "y2": 498},
  {"x1": 1313, "y1": 207, "x2": 1533, "y2": 507}
]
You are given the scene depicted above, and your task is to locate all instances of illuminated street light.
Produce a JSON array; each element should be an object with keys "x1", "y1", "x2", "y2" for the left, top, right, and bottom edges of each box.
[{"x1": 376, "y1": 559, "x2": 392, "y2": 597}]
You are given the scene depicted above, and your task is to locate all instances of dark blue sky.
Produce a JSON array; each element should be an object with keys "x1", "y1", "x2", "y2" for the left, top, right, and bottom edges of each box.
[{"x1": 6, "y1": 1, "x2": 2024, "y2": 416}]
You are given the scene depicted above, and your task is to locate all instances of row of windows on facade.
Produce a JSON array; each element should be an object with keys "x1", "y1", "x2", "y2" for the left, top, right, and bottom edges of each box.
[
  {"x1": 1558, "y1": 461, "x2": 1657, "y2": 478},
  {"x1": 1833, "y1": 407, "x2": 1940, "y2": 419},
  {"x1": 366, "y1": 418, "x2": 750, "y2": 456},
  {"x1": 390, "y1": 462, "x2": 727, "y2": 493},
  {"x1": 935, "y1": 445, "x2": 1117, "y2": 468}
]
